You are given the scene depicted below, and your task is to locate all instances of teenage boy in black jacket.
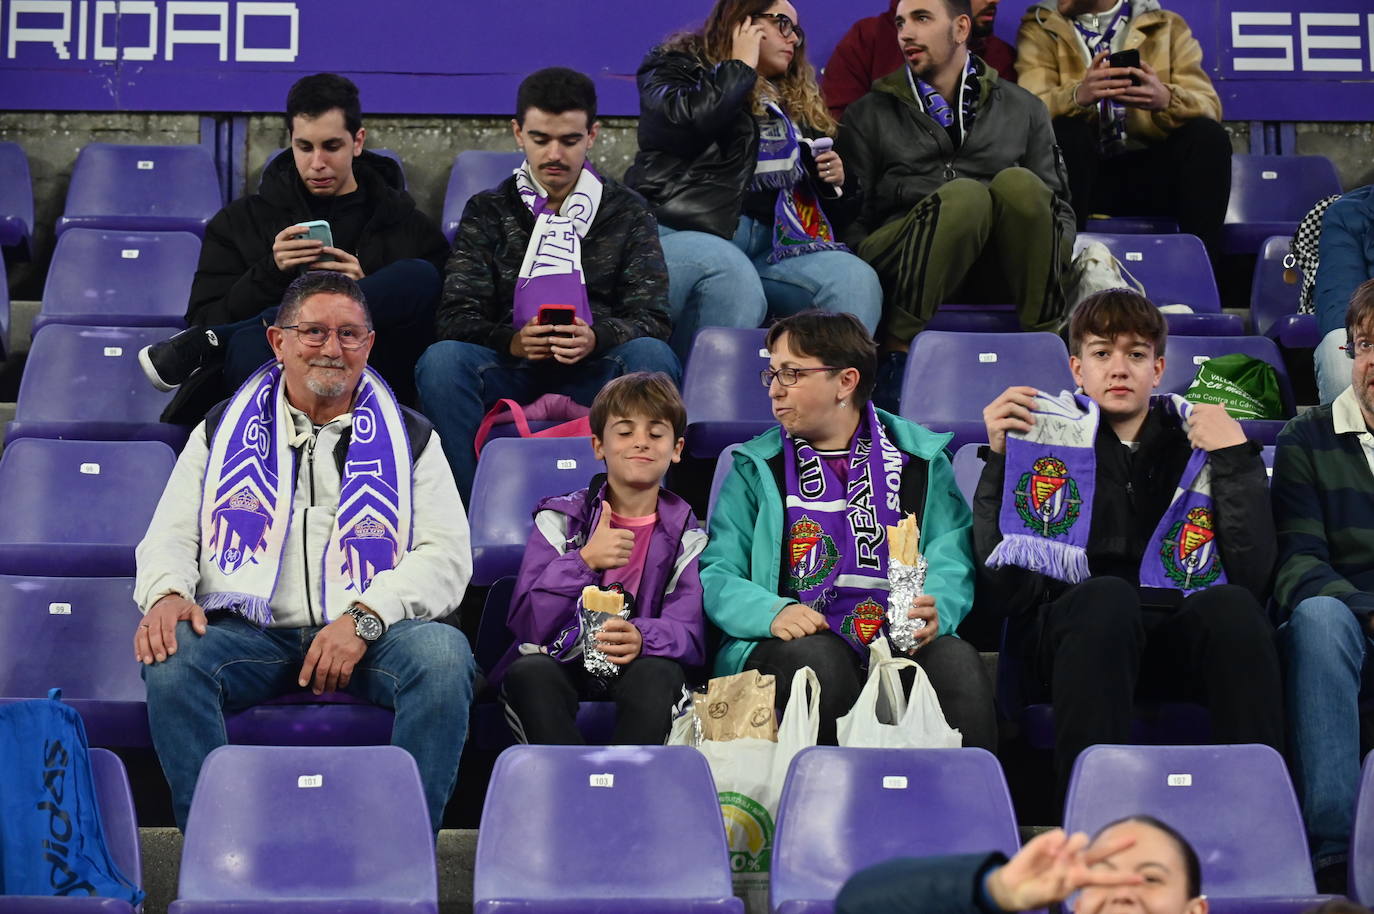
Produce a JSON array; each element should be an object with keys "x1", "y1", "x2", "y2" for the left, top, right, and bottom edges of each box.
[{"x1": 140, "y1": 73, "x2": 448, "y2": 406}]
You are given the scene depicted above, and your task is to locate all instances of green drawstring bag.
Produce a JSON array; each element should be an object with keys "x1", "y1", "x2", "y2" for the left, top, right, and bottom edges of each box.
[{"x1": 1185, "y1": 353, "x2": 1285, "y2": 420}]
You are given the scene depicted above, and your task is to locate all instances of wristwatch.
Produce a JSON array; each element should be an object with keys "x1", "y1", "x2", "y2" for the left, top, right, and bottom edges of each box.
[{"x1": 343, "y1": 606, "x2": 384, "y2": 643}]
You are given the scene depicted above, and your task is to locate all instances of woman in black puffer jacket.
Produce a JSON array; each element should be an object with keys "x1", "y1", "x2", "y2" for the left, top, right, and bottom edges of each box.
[{"x1": 626, "y1": 0, "x2": 883, "y2": 360}]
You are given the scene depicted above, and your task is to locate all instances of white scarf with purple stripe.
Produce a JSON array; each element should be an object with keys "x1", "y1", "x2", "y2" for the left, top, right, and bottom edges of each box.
[
  {"x1": 197, "y1": 362, "x2": 413, "y2": 625},
  {"x1": 512, "y1": 160, "x2": 601, "y2": 327}
]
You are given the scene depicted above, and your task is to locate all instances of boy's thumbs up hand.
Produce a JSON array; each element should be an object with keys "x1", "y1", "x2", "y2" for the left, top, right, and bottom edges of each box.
[{"x1": 580, "y1": 501, "x2": 637, "y2": 571}]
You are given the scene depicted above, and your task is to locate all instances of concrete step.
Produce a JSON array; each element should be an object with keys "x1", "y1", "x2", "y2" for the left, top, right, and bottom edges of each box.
[{"x1": 9, "y1": 299, "x2": 38, "y2": 357}]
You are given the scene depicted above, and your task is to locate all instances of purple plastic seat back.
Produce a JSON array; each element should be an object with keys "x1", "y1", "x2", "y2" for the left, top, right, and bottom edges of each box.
[
  {"x1": 469, "y1": 436, "x2": 598, "y2": 586},
  {"x1": 1250, "y1": 235, "x2": 1320, "y2": 347},
  {"x1": 223, "y1": 691, "x2": 395, "y2": 747},
  {"x1": 0, "y1": 141, "x2": 34, "y2": 254},
  {"x1": 1224, "y1": 155, "x2": 1342, "y2": 255},
  {"x1": 1076, "y1": 232, "x2": 1220, "y2": 313},
  {"x1": 1064, "y1": 744, "x2": 1318, "y2": 898},
  {"x1": 1086, "y1": 215, "x2": 1179, "y2": 234},
  {"x1": 952, "y1": 442, "x2": 985, "y2": 507},
  {"x1": 259, "y1": 147, "x2": 406, "y2": 190},
  {"x1": 475, "y1": 745, "x2": 741, "y2": 913},
  {"x1": 901, "y1": 331, "x2": 1074, "y2": 453},
  {"x1": 771, "y1": 747, "x2": 1020, "y2": 913},
  {"x1": 1163, "y1": 312, "x2": 1244, "y2": 337},
  {"x1": 0, "y1": 439, "x2": 176, "y2": 577},
  {"x1": 173, "y1": 745, "x2": 436, "y2": 912},
  {"x1": 0, "y1": 575, "x2": 149, "y2": 748},
  {"x1": 91, "y1": 748, "x2": 142, "y2": 890},
  {"x1": 442, "y1": 150, "x2": 524, "y2": 243},
  {"x1": 1159, "y1": 334, "x2": 1296, "y2": 425},
  {"x1": 706, "y1": 443, "x2": 743, "y2": 527},
  {"x1": 9, "y1": 325, "x2": 185, "y2": 448},
  {"x1": 1353, "y1": 755, "x2": 1374, "y2": 904},
  {"x1": 924, "y1": 303, "x2": 1020, "y2": 333},
  {"x1": 683, "y1": 328, "x2": 776, "y2": 459},
  {"x1": 58, "y1": 143, "x2": 222, "y2": 238},
  {"x1": 38, "y1": 229, "x2": 199, "y2": 330}
]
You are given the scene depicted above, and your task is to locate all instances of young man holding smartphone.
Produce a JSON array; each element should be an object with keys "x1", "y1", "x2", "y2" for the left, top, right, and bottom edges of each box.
[
  {"x1": 1015, "y1": 0, "x2": 1231, "y2": 264},
  {"x1": 140, "y1": 73, "x2": 449, "y2": 409},
  {"x1": 414, "y1": 67, "x2": 677, "y2": 503}
]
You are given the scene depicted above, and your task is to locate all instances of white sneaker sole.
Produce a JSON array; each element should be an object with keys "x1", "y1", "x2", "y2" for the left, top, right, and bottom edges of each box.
[{"x1": 138, "y1": 344, "x2": 178, "y2": 392}]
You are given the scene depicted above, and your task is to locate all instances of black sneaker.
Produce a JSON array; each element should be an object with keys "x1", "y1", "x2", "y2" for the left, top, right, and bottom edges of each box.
[{"x1": 139, "y1": 328, "x2": 221, "y2": 392}]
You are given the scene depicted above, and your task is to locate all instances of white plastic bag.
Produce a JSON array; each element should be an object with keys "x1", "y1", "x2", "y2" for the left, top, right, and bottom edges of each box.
[
  {"x1": 1065, "y1": 241, "x2": 1150, "y2": 310},
  {"x1": 837, "y1": 638, "x2": 961, "y2": 749},
  {"x1": 694, "y1": 667, "x2": 820, "y2": 914}
]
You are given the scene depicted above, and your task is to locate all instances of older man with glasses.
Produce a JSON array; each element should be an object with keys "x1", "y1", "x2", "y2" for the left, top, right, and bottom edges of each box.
[{"x1": 135, "y1": 271, "x2": 476, "y2": 835}]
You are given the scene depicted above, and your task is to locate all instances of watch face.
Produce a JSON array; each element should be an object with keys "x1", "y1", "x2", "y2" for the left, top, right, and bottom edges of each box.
[{"x1": 351, "y1": 610, "x2": 383, "y2": 641}]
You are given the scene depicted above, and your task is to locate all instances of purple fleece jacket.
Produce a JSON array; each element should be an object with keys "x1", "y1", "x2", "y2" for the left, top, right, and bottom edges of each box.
[{"x1": 490, "y1": 480, "x2": 708, "y2": 684}]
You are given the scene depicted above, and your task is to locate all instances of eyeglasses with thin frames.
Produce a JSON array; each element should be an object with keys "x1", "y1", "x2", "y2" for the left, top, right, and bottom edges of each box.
[
  {"x1": 760, "y1": 366, "x2": 838, "y2": 388},
  {"x1": 278, "y1": 322, "x2": 372, "y2": 351},
  {"x1": 1341, "y1": 339, "x2": 1374, "y2": 360},
  {"x1": 753, "y1": 12, "x2": 805, "y2": 48}
]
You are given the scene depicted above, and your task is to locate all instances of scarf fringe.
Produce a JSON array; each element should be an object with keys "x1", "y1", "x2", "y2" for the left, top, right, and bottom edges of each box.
[
  {"x1": 750, "y1": 162, "x2": 806, "y2": 192},
  {"x1": 986, "y1": 534, "x2": 1090, "y2": 585},
  {"x1": 768, "y1": 239, "x2": 850, "y2": 264},
  {"x1": 199, "y1": 591, "x2": 273, "y2": 626}
]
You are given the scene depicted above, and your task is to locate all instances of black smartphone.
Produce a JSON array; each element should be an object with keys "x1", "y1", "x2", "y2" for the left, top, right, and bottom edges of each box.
[
  {"x1": 537, "y1": 304, "x2": 577, "y2": 338},
  {"x1": 1108, "y1": 49, "x2": 1142, "y2": 86}
]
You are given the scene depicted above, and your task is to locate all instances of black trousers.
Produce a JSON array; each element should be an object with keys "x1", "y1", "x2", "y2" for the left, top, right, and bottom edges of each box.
[
  {"x1": 1036, "y1": 577, "x2": 1284, "y2": 799},
  {"x1": 1053, "y1": 116, "x2": 1232, "y2": 264},
  {"x1": 745, "y1": 630, "x2": 997, "y2": 751},
  {"x1": 500, "y1": 652, "x2": 686, "y2": 745}
]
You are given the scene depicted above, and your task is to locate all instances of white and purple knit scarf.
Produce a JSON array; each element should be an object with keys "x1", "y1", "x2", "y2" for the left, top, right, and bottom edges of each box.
[
  {"x1": 1073, "y1": 4, "x2": 1131, "y2": 157},
  {"x1": 783, "y1": 403, "x2": 908, "y2": 657},
  {"x1": 751, "y1": 102, "x2": 849, "y2": 263},
  {"x1": 906, "y1": 53, "x2": 981, "y2": 147},
  {"x1": 986, "y1": 391, "x2": 1226, "y2": 594},
  {"x1": 512, "y1": 160, "x2": 601, "y2": 327},
  {"x1": 198, "y1": 362, "x2": 414, "y2": 624}
]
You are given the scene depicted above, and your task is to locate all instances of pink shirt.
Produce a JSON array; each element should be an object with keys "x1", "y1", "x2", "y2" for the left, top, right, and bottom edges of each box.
[{"x1": 600, "y1": 510, "x2": 658, "y2": 600}]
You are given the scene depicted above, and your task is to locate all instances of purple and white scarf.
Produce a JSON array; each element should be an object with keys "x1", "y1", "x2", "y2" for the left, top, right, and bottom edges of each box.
[
  {"x1": 198, "y1": 361, "x2": 414, "y2": 625},
  {"x1": 1072, "y1": 3, "x2": 1131, "y2": 156},
  {"x1": 985, "y1": 391, "x2": 1226, "y2": 595},
  {"x1": 752, "y1": 102, "x2": 849, "y2": 263},
  {"x1": 512, "y1": 160, "x2": 601, "y2": 327},
  {"x1": 783, "y1": 403, "x2": 908, "y2": 657},
  {"x1": 906, "y1": 53, "x2": 981, "y2": 147}
]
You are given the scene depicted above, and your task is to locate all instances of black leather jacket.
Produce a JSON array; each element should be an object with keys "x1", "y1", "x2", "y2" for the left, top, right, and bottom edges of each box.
[{"x1": 625, "y1": 45, "x2": 857, "y2": 239}]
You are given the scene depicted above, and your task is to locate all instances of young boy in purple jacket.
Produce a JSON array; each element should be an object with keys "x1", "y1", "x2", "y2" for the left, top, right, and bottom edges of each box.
[{"x1": 496, "y1": 372, "x2": 707, "y2": 744}]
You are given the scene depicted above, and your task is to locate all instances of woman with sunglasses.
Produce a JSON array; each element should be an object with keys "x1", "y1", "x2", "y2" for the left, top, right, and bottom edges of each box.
[
  {"x1": 699, "y1": 311, "x2": 996, "y2": 749},
  {"x1": 626, "y1": 0, "x2": 883, "y2": 361}
]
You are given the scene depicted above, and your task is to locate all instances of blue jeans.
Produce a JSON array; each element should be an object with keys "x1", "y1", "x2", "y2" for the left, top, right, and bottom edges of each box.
[
  {"x1": 1279, "y1": 596, "x2": 1374, "y2": 864},
  {"x1": 414, "y1": 336, "x2": 681, "y2": 500},
  {"x1": 659, "y1": 216, "x2": 883, "y2": 360},
  {"x1": 143, "y1": 615, "x2": 475, "y2": 831},
  {"x1": 1314, "y1": 328, "x2": 1351, "y2": 407}
]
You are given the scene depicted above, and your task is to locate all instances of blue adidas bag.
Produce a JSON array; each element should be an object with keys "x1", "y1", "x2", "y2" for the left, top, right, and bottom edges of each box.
[{"x1": 0, "y1": 689, "x2": 145, "y2": 904}]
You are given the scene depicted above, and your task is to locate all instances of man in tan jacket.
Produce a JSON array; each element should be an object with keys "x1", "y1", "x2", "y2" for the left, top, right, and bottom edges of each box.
[{"x1": 1016, "y1": 0, "x2": 1230, "y2": 263}]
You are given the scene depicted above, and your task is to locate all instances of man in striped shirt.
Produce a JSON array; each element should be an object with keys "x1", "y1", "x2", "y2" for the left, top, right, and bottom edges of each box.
[{"x1": 1271, "y1": 277, "x2": 1374, "y2": 895}]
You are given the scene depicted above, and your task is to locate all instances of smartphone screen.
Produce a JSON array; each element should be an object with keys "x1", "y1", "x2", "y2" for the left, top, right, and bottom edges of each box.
[{"x1": 538, "y1": 305, "x2": 576, "y2": 326}]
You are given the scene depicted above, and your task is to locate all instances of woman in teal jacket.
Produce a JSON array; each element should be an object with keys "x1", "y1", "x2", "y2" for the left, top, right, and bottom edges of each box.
[{"x1": 701, "y1": 311, "x2": 996, "y2": 747}]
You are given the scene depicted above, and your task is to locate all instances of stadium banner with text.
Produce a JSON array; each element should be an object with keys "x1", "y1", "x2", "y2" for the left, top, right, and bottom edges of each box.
[{"x1": 1, "y1": 0, "x2": 1371, "y2": 120}]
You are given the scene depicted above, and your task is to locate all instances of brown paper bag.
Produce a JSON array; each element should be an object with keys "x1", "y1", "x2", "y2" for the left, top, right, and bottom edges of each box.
[{"x1": 695, "y1": 669, "x2": 778, "y2": 743}]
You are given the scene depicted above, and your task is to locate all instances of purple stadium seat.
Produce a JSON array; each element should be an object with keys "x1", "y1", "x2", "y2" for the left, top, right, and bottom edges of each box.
[
  {"x1": 1161, "y1": 312, "x2": 1244, "y2": 336},
  {"x1": 223, "y1": 691, "x2": 395, "y2": 747},
  {"x1": 1252, "y1": 235, "x2": 1320, "y2": 348},
  {"x1": 475, "y1": 745, "x2": 742, "y2": 913},
  {"x1": 469, "y1": 436, "x2": 598, "y2": 586},
  {"x1": 1224, "y1": 155, "x2": 1342, "y2": 256},
  {"x1": 0, "y1": 438, "x2": 175, "y2": 577},
  {"x1": 1075, "y1": 232, "x2": 1220, "y2": 313},
  {"x1": 771, "y1": 747, "x2": 1020, "y2": 914},
  {"x1": 952, "y1": 442, "x2": 985, "y2": 507},
  {"x1": 1064, "y1": 744, "x2": 1330, "y2": 914},
  {"x1": 259, "y1": 146, "x2": 406, "y2": 190},
  {"x1": 0, "y1": 576, "x2": 149, "y2": 749},
  {"x1": 683, "y1": 328, "x2": 776, "y2": 459},
  {"x1": 58, "y1": 143, "x2": 222, "y2": 238},
  {"x1": 36, "y1": 229, "x2": 199, "y2": 331},
  {"x1": 1353, "y1": 754, "x2": 1374, "y2": 904},
  {"x1": 441, "y1": 150, "x2": 523, "y2": 244},
  {"x1": 706, "y1": 443, "x2": 743, "y2": 527},
  {"x1": 0, "y1": 141, "x2": 34, "y2": 257},
  {"x1": 1160, "y1": 334, "x2": 1295, "y2": 444},
  {"x1": 8, "y1": 325, "x2": 186, "y2": 447},
  {"x1": 924, "y1": 303, "x2": 1020, "y2": 333},
  {"x1": 1086, "y1": 215, "x2": 1179, "y2": 234},
  {"x1": 170, "y1": 745, "x2": 436, "y2": 913},
  {"x1": 4, "y1": 748, "x2": 144, "y2": 913},
  {"x1": 900, "y1": 331, "x2": 1075, "y2": 454}
]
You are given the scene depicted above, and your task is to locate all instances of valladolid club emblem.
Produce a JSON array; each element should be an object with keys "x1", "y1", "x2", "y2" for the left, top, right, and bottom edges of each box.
[
  {"x1": 787, "y1": 516, "x2": 838, "y2": 591},
  {"x1": 1161, "y1": 505, "x2": 1222, "y2": 589},
  {"x1": 1014, "y1": 456, "x2": 1082, "y2": 538},
  {"x1": 840, "y1": 598, "x2": 886, "y2": 647}
]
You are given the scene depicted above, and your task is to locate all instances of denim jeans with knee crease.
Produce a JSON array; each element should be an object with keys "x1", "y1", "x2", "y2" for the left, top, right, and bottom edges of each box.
[
  {"x1": 1279, "y1": 595, "x2": 1374, "y2": 864},
  {"x1": 659, "y1": 215, "x2": 883, "y2": 361},
  {"x1": 143, "y1": 615, "x2": 475, "y2": 832}
]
